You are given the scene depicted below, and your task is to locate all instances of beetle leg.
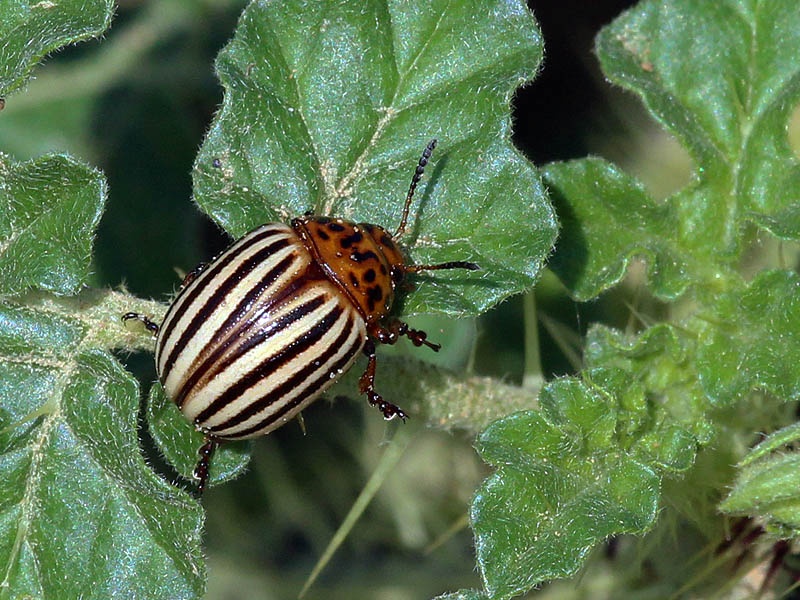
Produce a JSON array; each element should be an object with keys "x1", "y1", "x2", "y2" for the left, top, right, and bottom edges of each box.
[
  {"x1": 193, "y1": 436, "x2": 218, "y2": 496},
  {"x1": 373, "y1": 318, "x2": 441, "y2": 352},
  {"x1": 180, "y1": 262, "x2": 208, "y2": 289},
  {"x1": 295, "y1": 411, "x2": 307, "y2": 435},
  {"x1": 121, "y1": 312, "x2": 160, "y2": 336},
  {"x1": 358, "y1": 339, "x2": 407, "y2": 421}
]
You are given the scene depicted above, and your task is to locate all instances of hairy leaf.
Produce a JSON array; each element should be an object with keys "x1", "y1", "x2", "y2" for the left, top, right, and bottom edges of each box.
[
  {"x1": 545, "y1": 0, "x2": 800, "y2": 300},
  {"x1": 471, "y1": 379, "x2": 659, "y2": 597},
  {"x1": 0, "y1": 299, "x2": 206, "y2": 598},
  {"x1": 585, "y1": 325, "x2": 710, "y2": 472},
  {"x1": 193, "y1": 0, "x2": 555, "y2": 317},
  {"x1": 697, "y1": 270, "x2": 800, "y2": 406},
  {"x1": 721, "y1": 422, "x2": 800, "y2": 534},
  {"x1": 542, "y1": 158, "x2": 687, "y2": 300},
  {"x1": 0, "y1": 154, "x2": 105, "y2": 296},
  {"x1": 0, "y1": 0, "x2": 112, "y2": 97}
]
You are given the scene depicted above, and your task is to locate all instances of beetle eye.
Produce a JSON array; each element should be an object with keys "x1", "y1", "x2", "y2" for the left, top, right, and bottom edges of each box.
[{"x1": 390, "y1": 266, "x2": 405, "y2": 284}]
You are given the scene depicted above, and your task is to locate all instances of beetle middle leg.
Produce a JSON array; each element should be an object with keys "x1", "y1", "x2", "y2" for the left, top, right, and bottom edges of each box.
[
  {"x1": 358, "y1": 339, "x2": 408, "y2": 421},
  {"x1": 372, "y1": 318, "x2": 441, "y2": 351}
]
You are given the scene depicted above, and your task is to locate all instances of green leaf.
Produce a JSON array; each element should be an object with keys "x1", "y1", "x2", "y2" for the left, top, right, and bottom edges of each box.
[
  {"x1": 542, "y1": 158, "x2": 688, "y2": 300},
  {"x1": 0, "y1": 0, "x2": 113, "y2": 97},
  {"x1": 545, "y1": 0, "x2": 800, "y2": 300},
  {"x1": 599, "y1": 0, "x2": 800, "y2": 243},
  {"x1": 720, "y1": 422, "x2": 800, "y2": 534},
  {"x1": 0, "y1": 154, "x2": 106, "y2": 296},
  {"x1": 471, "y1": 379, "x2": 659, "y2": 598},
  {"x1": 585, "y1": 325, "x2": 711, "y2": 472},
  {"x1": 739, "y1": 421, "x2": 800, "y2": 467},
  {"x1": 752, "y1": 203, "x2": 800, "y2": 240},
  {"x1": 434, "y1": 591, "x2": 489, "y2": 600},
  {"x1": 697, "y1": 270, "x2": 800, "y2": 406},
  {"x1": 0, "y1": 301, "x2": 205, "y2": 598},
  {"x1": 147, "y1": 382, "x2": 251, "y2": 488},
  {"x1": 193, "y1": 0, "x2": 555, "y2": 317},
  {"x1": 0, "y1": 149, "x2": 202, "y2": 595}
]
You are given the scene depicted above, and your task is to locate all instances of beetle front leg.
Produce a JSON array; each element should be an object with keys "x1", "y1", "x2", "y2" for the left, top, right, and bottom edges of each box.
[
  {"x1": 180, "y1": 262, "x2": 208, "y2": 289},
  {"x1": 358, "y1": 339, "x2": 407, "y2": 421},
  {"x1": 122, "y1": 312, "x2": 160, "y2": 335}
]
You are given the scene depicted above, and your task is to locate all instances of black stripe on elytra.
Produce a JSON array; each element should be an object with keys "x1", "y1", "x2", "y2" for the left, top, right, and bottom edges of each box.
[
  {"x1": 173, "y1": 291, "x2": 327, "y2": 408},
  {"x1": 159, "y1": 235, "x2": 294, "y2": 380},
  {"x1": 157, "y1": 227, "x2": 286, "y2": 363},
  {"x1": 195, "y1": 303, "x2": 346, "y2": 427},
  {"x1": 157, "y1": 227, "x2": 283, "y2": 362},
  {"x1": 220, "y1": 315, "x2": 362, "y2": 438}
]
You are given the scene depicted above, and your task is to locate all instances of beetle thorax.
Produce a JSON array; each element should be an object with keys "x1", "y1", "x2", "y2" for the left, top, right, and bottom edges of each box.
[{"x1": 291, "y1": 216, "x2": 405, "y2": 323}]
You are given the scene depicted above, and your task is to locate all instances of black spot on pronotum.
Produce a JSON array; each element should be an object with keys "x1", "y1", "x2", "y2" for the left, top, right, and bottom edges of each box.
[
  {"x1": 366, "y1": 285, "x2": 384, "y2": 312},
  {"x1": 367, "y1": 285, "x2": 383, "y2": 302},
  {"x1": 350, "y1": 250, "x2": 379, "y2": 263},
  {"x1": 340, "y1": 231, "x2": 364, "y2": 249},
  {"x1": 327, "y1": 221, "x2": 346, "y2": 232}
]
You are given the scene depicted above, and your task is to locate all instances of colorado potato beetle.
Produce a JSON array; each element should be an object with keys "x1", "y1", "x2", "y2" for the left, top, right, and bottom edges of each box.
[{"x1": 124, "y1": 140, "x2": 478, "y2": 493}]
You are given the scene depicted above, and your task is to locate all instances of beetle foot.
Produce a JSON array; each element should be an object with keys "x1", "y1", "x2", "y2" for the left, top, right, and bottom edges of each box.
[{"x1": 366, "y1": 390, "x2": 408, "y2": 422}]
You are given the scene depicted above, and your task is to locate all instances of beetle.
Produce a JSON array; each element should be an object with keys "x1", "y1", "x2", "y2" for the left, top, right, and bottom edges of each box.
[{"x1": 124, "y1": 140, "x2": 478, "y2": 493}]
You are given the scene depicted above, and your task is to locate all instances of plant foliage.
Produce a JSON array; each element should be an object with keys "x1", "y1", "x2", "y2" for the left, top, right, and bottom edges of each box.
[{"x1": 2, "y1": 0, "x2": 800, "y2": 598}]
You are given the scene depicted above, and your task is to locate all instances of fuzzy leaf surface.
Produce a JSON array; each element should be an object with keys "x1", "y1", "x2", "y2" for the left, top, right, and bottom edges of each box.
[
  {"x1": 193, "y1": 0, "x2": 555, "y2": 317},
  {"x1": 0, "y1": 152, "x2": 207, "y2": 597},
  {"x1": 584, "y1": 324, "x2": 710, "y2": 472},
  {"x1": 470, "y1": 379, "x2": 659, "y2": 598},
  {"x1": 0, "y1": 305, "x2": 206, "y2": 599},
  {"x1": 697, "y1": 270, "x2": 800, "y2": 406},
  {"x1": 545, "y1": 0, "x2": 800, "y2": 300},
  {"x1": 0, "y1": 154, "x2": 105, "y2": 296},
  {"x1": 0, "y1": 0, "x2": 112, "y2": 97},
  {"x1": 542, "y1": 158, "x2": 686, "y2": 300},
  {"x1": 720, "y1": 422, "x2": 800, "y2": 534}
]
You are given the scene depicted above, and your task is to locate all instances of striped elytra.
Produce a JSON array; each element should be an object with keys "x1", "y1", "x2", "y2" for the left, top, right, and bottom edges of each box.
[
  {"x1": 123, "y1": 139, "x2": 479, "y2": 493},
  {"x1": 155, "y1": 222, "x2": 366, "y2": 440}
]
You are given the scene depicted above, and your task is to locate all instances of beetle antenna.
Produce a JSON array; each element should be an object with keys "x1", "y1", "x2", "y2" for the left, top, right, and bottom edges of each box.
[{"x1": 394, "y1": 139, "x2": 437, "y2": 239}]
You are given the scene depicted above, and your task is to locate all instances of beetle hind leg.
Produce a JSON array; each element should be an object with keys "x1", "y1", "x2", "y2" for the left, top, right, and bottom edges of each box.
[
  {"x1": 179, "y1": 262, "x2": 208, "y2": 289},
  {"x1": 193, "y1": 436, "x2": 219, "y2": 496},
  {"x1": 358, "y1": 339, "x2": 408, "y2": 422}
]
